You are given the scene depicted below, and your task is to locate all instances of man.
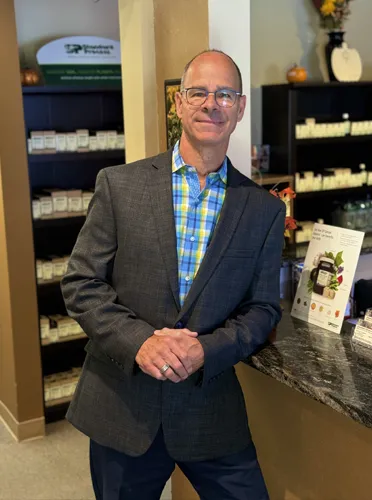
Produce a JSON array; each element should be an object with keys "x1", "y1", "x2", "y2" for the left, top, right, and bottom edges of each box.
[{"x1": 61, "y1": 50, "x2": 285, "y2": 499}]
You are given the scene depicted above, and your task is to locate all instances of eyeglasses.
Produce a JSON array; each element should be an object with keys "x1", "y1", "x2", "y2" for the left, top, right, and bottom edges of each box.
[{"x1": 181, "y1": 88, "x2": 241, "y2": 108}]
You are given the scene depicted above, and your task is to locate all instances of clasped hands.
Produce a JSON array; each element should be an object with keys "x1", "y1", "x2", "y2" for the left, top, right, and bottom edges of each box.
[{"x1": 135, "y1": 328, "x2": 204, "y2": 383}]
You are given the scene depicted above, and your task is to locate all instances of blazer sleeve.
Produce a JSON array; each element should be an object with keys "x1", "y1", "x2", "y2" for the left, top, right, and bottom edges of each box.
[
  {"x1": 61, "y1": 169, "x2": 155, "y2": 377},
  {"x1": 198, "y1": 205, "x2": 286, "y2": 386}
]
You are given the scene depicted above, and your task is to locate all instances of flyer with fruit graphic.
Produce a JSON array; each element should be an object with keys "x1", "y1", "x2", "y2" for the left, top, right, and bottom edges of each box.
[{"x1": 291, "y1": 223, "x2": 364, "y2": 334}]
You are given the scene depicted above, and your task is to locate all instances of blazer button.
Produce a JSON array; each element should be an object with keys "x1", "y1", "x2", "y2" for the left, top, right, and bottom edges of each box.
[{"x1": 175, "y1": 321, "x2": 184, "y2": 329}]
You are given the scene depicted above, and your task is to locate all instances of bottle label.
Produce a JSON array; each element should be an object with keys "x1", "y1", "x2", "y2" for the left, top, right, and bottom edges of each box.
[{"x1": 317, "y1": 269, "x2": 332, "y2": 287}]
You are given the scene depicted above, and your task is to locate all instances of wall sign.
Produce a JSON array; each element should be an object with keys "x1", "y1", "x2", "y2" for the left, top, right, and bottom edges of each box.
[
  {"x1": 36, "y1": 36, "x2": 121, "y2": 86},
  {"x1": 291, "y1": 223, "x2": 364, "y2": 334}
]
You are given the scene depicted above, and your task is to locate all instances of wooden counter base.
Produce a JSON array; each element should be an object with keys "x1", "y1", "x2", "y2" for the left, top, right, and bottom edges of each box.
[{"x1": 172, "y1": 363, "x2": 372, "y2": 500}]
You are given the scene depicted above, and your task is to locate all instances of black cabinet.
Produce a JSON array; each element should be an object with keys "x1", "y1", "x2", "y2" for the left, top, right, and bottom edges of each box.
[
  {"x1": 262, "y1": 82, "x2": 372, "y2": 228},
  {"x1": 23, "y1": 86, "x2": 125, "y2": 422}
]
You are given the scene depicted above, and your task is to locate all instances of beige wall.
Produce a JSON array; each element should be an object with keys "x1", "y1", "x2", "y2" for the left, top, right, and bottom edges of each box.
[
  {"x1": 119, "y1": 0, "x2": 159, "y2": 162},
  {"x1": 0, "y1": 0, "x2": 44, "y2": 438},
  {"x1": 14, "y1": 0, "x2": 120, "y2": 67},
  {"x1": 251, "y1": 0, "x2": 372, "y2": 144},
  {"x1": 154, "y1": 0, "x2": 209, "y2": 152}
]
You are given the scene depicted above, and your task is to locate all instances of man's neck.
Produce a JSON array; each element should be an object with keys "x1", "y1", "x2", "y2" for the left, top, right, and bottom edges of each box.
[{"x1": 179, "y1": 135, "x2": 227, "y2": 178}]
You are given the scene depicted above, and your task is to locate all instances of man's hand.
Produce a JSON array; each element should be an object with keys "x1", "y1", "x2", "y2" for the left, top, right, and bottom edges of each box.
[
  {"x1": 135, "y1": 328, "x2": 204, "y2": 383},
  {"x1": 154, "y1": 328, "x2": 204, "y2": 376}
]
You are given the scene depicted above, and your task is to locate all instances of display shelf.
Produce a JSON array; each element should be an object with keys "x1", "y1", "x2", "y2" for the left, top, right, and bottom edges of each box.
[
  {"x1": 44, "y1": 398, "x2": 71, "y2": 423},
  {"x1": 28, "y1": 150, "x2": 125, "y2": 164},
  {"x1": 33, "y1": 215, "x2": 86, "y2": 229},
  {"x1": 41, "y1": 333, "x2": 87, "y2": 347},
  {"x1": 296, "y1": 185, "x2": 372, "y2": 200},
  {"x1": 269, "y1": 82, "x2": 372, "y2": 91},
  {"x1": 24, "y1": 84, "x2": 124, "y2": 423},
  {"x1": 296, "y1": 136, "x2": 372, "y2": 146},
  {"x1": 23, "y1": 86, "x2": 122, "y2": 95},
  {"x1": 291, "y1": 81, "x2": 372, "y2": 89},
  {"x1": 252, "y1": 173, "x2": 294, "y2": 187},
  {"x1": 37, "y1": 277, "x2": 62, "y2": 286},
  {"x1": 262, "y1": 83, "x2": 372, "y2": 176},
  {"x1": 263, "y1": 82, "x2": 372, "y2": 226},
  {"x1": 45, "y1": 395, "x2": 72, "y2": 408}
]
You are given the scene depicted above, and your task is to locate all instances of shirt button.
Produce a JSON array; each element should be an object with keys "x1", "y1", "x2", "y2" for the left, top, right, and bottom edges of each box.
[
  {"x1": 190, "y1": 236, "x2": 195, "y2": 242},
  {"x1": 185, "y1": 276, "x2": 190, "y2": 282}
]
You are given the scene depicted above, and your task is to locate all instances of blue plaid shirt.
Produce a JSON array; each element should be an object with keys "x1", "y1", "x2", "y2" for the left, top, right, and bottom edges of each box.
[{"x1": 172, "y1": 141, "x2": 227, "y2": 306}]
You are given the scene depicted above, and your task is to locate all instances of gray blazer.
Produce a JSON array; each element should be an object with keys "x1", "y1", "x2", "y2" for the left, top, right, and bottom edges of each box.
[{"x1": 61, "y1": 150, "x2": 285, "y2": 461}]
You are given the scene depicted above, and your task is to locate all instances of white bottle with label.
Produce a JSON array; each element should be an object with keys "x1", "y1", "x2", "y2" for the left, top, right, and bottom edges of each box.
[
  {"x1": 359, "y1": 164, "x2": 368, "y2": 185},
  {"x1": 342, "y1": 113, "x2": 351, "y2": 136}
]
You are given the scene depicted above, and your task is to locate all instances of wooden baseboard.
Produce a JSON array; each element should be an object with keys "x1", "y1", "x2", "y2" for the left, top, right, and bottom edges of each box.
[{"x1": 0, "y1": 399, "x2": 45, "y2": 441}]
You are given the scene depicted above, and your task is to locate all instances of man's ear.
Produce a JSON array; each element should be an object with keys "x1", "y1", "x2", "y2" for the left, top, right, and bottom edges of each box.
[
  {"x1": 175, "y1": 92, "x2": 183, "y2": 120},
  {"x1": 237, "y1": 95, "x2": 246, "y2": 123}
]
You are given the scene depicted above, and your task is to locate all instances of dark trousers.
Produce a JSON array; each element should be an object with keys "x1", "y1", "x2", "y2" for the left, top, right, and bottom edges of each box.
[{"x1": 90, "y1": 429, "x2": 269, "y2": 500}]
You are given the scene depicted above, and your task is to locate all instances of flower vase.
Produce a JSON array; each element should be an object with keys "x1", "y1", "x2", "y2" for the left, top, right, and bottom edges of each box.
[{"x1": 325, "y1": 31, "x2": 345, "y2": 81}]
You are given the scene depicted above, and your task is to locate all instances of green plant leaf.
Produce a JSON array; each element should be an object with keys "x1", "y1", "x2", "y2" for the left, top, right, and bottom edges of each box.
[
  {"x1": 334, "y1": 251, "x2": 344, "y2": 268},
  {"x1": 325, "y1": 251, "x2": 335, "y2": 260}
]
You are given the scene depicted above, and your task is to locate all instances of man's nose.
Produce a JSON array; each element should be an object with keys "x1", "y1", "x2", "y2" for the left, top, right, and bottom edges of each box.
[{"x1": 202, "y1": 92, "x2": 218, "y2": 111}]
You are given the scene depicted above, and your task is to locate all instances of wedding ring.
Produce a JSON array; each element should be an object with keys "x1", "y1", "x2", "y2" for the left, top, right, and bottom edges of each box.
[{"x1": 160, "y1": 363, "x2": 170, "y2": 374}]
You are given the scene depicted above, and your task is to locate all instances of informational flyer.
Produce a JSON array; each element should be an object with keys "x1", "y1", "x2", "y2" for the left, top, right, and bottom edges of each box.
[{"x1": 291, "y1": 223, "x2": 364, "y2": 334}]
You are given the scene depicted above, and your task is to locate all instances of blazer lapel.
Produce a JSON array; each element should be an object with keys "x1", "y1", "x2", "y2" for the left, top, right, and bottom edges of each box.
[
  {"x1": 148, "y1": 150, "x2": 181, "y2": 311},
  {"x1": 176, "y1": 161, "x2": 250, "y2": 322}
]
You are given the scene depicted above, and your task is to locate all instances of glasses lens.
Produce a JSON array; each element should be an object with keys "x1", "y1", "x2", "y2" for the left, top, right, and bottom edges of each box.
[
  {"x1": 186, "y1": 89, "x2": 208, "y2": 106},
  {"x1": 216, "y1": 89, "x2": 236, "y2": 108}
]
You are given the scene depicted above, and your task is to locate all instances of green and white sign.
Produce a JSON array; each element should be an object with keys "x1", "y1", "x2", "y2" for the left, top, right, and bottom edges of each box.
[{"x1": 36, "y1": 36, "x2": 121, "y2": 86}]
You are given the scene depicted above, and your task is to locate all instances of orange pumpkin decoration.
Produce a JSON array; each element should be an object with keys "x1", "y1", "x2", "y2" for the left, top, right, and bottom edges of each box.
[
  {"x1": 21, "y1": 68, "x2": 40, "y2": 86},
  {"x1": 286, "y1": 64, "x2": 308, "y2": 83}
]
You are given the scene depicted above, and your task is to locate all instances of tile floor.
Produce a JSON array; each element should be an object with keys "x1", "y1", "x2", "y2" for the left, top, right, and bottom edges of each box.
[{"x1": 0, "y1": 419, "x2": 171, "y2": 500}]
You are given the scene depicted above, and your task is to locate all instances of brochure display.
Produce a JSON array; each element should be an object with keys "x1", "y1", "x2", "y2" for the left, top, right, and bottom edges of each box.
[{"x1": 291, "y1": 223, "x2": 364, "y2": 334}]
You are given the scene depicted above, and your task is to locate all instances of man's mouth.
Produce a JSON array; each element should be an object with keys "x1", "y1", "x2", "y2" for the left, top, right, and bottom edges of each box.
[{"x1": 197, "y1": 119, "x2": 224, "y2": 125}]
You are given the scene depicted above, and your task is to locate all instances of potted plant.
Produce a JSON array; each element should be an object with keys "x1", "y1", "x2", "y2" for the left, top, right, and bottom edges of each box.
[{"x1": 312, "y1": 0, "x2": 354, "y2": 80}]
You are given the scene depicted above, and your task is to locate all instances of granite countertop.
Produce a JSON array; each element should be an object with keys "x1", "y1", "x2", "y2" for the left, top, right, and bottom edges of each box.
[{"x1": 248, "y1": 311, "x2": 372, "y2": 429}]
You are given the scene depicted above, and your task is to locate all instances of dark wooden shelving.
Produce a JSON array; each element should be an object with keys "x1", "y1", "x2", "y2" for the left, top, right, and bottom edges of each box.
[
  {"x1": 262, "y1": 82, "x2": 372, "y2": 226},
  {"x1": 41, "y1": 333, "x2": 87, "y2": 347},
  {"x1": 252, "y1": 173, "x2": 294, "y2": 187},
  {"x1": 28, "y1": 150, "x2": 125, "y2": 164},
  {"x1": 45, "y1": 395, "x2": 72, "y2": 408},
  {"x1": 37, "y1": 277, "x2": 62, "y2": 287},
  {"x1": 41, "y1": 337, "x2": 87, "y2": 376},
  {"x1": 296, "y1": 186, "x2": 372, "y2": 200},
  {"x1": 292, "y1": 81, "x2": 372, "y2": 89},
  {"x1": 271, "y1": 82, "x2": 372, "y2": 90},
  {"x1": 33, "y1": 215, "x2": 86, "y2": 229},
  {"x1": 23, "y1": 85, "x2": 124, "y2": 423},
  {"x1": 296, "y1": 136, "x2": 372, "y2": 146},
  {"x1": 45, "y1": 399, "x2": 71, "y2": 423},
  {"x1": 23, "y1": 86, "x2": 121, "y2": 95}
]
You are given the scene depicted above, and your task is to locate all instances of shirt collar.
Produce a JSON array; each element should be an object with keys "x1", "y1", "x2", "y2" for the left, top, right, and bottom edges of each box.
[{"x1": 172, "y1": 141, "x2": 227, "y2": 185}]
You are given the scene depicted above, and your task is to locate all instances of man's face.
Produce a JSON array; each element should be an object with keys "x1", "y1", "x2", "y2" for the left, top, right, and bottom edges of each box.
[{"x1": 175, "y1": 53, "x2": 246, "y2": 148}]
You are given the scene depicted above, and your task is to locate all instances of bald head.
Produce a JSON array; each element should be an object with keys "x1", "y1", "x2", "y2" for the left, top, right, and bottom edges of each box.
[{"x1": 181, "y1": 50, "x2": 243, "y2": 94}]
